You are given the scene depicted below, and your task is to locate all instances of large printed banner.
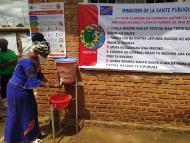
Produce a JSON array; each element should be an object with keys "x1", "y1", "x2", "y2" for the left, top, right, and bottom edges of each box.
[
  {"x1": 29, "y1": 2, "x2": 66, "y2": 57},
  {"x1": 79, "y1": 2, "x2": 190, "y2": 73}
]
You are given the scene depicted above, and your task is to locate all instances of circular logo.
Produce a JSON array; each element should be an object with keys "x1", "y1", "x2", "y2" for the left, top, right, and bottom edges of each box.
[{"x1": 80, "y1": 24, "x2": 105, "y2": 50}]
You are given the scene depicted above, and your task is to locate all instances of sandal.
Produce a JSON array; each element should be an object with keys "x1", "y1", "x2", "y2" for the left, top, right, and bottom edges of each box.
[{"x1": 31, "y1": 138, "x2": 43, "y2": 143}]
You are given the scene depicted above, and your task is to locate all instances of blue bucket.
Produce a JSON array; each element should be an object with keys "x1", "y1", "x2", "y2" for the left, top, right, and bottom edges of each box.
[{"x1": 55, "y1": 57, "x2": 77, "y2": 63}]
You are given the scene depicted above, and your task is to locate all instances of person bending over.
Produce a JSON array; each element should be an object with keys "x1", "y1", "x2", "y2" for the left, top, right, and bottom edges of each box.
[{"x1": 4, "y1": 41, "x2": 61, "y2": 143}]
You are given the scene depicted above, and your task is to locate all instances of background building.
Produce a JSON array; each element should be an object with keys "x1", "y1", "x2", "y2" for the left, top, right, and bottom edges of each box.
[{"x1": 25, "y1": 0, "x2": 190, "y2": 127}]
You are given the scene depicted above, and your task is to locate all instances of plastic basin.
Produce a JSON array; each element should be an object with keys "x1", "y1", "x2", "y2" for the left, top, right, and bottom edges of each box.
[{"x1": 48, "y1": 93, "x2": 72, "y2": 109}]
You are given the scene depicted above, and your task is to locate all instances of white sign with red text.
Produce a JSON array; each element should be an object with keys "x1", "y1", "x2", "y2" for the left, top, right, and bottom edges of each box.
[{"x1": 79, "y1": 2, "x2": 190, "y2": 73}]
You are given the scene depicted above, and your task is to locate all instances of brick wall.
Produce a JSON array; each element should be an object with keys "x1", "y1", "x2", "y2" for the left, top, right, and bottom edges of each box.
[{"x1": 30, "y1": 0, "x2": 190, "y2": 127}]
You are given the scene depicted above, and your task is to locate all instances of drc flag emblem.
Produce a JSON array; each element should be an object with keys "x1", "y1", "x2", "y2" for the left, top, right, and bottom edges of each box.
[{"x1": 100, "y1": 6, "x2": 113, "y2": 15}]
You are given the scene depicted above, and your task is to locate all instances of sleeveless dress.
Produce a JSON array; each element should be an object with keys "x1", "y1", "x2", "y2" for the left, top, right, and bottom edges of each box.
[{"x1": 4, "y1": 58, "x2": 44, "y2": 143}]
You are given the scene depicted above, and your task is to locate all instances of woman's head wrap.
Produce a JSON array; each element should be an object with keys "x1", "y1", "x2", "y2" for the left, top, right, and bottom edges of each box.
[{"x1": 31, "y1": 41, "x2": 50, "y2": 55}]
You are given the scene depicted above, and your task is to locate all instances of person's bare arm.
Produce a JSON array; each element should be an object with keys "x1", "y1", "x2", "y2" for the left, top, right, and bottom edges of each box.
[{"x1": 0, "y1": 59, "x2": 17, "y2": 68}]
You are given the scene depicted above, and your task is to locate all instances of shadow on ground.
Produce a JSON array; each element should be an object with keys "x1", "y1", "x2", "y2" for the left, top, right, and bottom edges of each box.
[{"x1": 41, "y1": 122, "x2": 78, "y2": 143}]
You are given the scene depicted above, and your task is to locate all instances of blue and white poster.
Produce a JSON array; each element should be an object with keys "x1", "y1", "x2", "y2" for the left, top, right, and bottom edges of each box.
[{"x1": 29, "y1": 2, "x2": 66, "y2": 57}]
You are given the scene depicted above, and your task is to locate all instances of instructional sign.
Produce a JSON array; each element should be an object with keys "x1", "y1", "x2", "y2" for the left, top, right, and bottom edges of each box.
[
  {"x1": 79, "y1": 2, "x2": 190, "y2": 73},
  {"x1": 29, "y1": 2, "x2": 66, "y2": 57}
]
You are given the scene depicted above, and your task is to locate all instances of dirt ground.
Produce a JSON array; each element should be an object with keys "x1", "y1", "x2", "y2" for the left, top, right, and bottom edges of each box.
[
  {"x1": 41, "y1": 124, "x2": 190, "y2": 143},
  {"x1": 1, "y1": 117, "x2": 190, "y2": 143}
]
